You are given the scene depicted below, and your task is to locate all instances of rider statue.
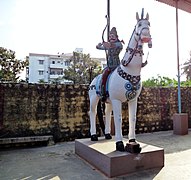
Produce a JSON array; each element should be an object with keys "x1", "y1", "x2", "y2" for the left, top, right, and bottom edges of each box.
[{"x1": 96, "y1": 27, "x2": 123, "y2": 102}]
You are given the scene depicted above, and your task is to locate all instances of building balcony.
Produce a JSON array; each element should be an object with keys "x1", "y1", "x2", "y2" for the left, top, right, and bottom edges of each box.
[
  {"x1": 49, "y1": 74, "x2": 63, "y2": 79},
  {"x1": 49, "y1": 64, "x2": 65, "y2": 69}
]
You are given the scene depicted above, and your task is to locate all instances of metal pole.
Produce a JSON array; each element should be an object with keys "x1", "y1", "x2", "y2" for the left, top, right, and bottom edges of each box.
[
  {"x1": 176, "y1": 0, "x2": 181, "y2": 113},
  {"x1": 107, "y1": 0, "x2": 110, "y2": 41}
]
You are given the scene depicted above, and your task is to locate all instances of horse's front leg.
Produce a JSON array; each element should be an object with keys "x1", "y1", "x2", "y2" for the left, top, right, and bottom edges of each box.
[
  {"x1": 111, "y1": 99, "x2": 125, "y2": 151},
  {"x1": 125, "y1": 98, "x2": 141, "y2": 153},
  {"x1": 128, "y1": 98, "x2": 138, "y2": 141}
]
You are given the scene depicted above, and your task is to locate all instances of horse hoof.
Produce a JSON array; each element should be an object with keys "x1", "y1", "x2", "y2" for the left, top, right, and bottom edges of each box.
[
  {"x1": 125, "y1": 140, "x2": 141, "y2": 153},
  {"x1": 105, "y1": 133, "x2": 112, "y2": 140},
  {"x1": 116, "y1": 141, "x2": 125, "y2": 152},
  {"x1": 129, "y1": 139, "x2": 136, "y2": 143},
  {"x1": 91, "y1": 134, "x2": 98, "y2": 141}
]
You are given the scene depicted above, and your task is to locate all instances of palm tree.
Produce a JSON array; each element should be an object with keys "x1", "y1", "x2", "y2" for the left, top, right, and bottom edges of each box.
[{"x1": 181, "y1": 51, "x2": 191, "y2": 81}]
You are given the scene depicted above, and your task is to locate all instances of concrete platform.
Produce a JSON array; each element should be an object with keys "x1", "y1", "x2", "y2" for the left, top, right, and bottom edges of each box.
[{"x1": 75, "y1": 137, "x2": 164, "y2": 178}]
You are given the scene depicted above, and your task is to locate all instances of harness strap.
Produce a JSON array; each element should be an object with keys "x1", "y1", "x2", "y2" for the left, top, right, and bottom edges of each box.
[{"x1": 126, "y1": 47, "x2": 144, "y2": 56}]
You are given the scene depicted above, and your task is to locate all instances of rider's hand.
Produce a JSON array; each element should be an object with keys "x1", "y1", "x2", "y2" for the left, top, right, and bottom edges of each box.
[
  {"x1": 96, "y1": 43, "x2": 102, "y2": 48},
  {"x1": 103, "y1": 42, "x2": 110, "y2": 48}
]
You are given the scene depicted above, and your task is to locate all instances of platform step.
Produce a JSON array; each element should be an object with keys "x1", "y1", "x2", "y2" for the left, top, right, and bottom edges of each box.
[{"x1": 75, "y1": 137, "x2": 164, "y2": 178}]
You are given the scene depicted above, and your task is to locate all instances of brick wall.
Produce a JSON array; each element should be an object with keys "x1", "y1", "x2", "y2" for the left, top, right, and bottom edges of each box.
[{"x1": 0, "y1": 83, "x2": 191, "y2": 141}]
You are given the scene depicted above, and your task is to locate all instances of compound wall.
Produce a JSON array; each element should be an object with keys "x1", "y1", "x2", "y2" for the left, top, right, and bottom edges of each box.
[{"x1": 0, "y1": 83, "x2": 191, "y2": 141}]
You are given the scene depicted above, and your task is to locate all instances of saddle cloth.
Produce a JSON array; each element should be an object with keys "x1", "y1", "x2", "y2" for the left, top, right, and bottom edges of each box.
[{"x1": 95, "y1": 73, "x2": 112, "y2": 97}]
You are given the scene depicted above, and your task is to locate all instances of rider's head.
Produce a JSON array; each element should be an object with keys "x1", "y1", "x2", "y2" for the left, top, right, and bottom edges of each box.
[{"x1": 109, "y1": 27, "x2": 118, "y2": 42}]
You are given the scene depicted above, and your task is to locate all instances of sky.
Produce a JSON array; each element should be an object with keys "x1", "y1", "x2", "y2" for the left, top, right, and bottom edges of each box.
[{"x1": 0, "y1": 0, "x2": 191, "y2": 81}]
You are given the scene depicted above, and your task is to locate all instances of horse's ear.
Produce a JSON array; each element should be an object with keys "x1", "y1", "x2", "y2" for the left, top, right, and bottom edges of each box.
[
  {"x1": 146, "y1": 13, "x2": 149, "y2": 20},
  {"x1": 136, "y1": 12, "x2": 140, "y2": 21}
]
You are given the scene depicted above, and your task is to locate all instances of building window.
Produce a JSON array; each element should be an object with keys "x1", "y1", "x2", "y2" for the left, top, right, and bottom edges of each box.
[
  {"x1": 39, "y1": 70, "x2": 44, "y2": 75},
  {"x1": 50, "y1": 71, "x2": 55, "y2": 75},
  {"x1": 65, "y1": 61, "x2": 70, "y2": 66},
  {"x1": 39, "y1": 60, "x2": 44, "y2": 65},
  {"x1": 52, "y1": 61, "x2": 55, "y2": 64}
]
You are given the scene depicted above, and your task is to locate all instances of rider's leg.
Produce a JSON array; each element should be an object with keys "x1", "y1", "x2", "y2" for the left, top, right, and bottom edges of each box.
[{"x1": 101, "y1": 68, "x2": 110, "y2": 101}]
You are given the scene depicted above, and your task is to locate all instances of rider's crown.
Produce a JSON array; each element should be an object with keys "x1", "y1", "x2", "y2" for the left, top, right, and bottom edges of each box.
[{"x1": 110, "y1": 27, "x2": 118, "y2": 37}]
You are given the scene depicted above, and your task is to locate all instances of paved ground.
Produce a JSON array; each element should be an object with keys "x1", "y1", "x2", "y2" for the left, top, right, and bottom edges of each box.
[{"x1": 1, "y1": 130, "x2": 191, "y2": 180}]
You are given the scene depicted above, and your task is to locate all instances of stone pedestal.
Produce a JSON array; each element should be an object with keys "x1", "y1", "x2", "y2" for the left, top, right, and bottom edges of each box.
[
  {"x1": 75, "y1": 137, "x2": 164, "y2": 178},
  {"x1": 173, "y1": 113, "x2": 188, "y2": 135}
]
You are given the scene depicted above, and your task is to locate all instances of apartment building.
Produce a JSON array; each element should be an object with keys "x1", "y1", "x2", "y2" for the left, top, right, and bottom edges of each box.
[{"x1": 27, "y1": 49, "x2": 106, "y2": 84}]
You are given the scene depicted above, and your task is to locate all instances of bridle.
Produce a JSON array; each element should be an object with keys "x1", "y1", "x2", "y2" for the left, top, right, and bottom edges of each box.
[{"x1": 122, "y1": 18, "x2": 151, "y2": 67}]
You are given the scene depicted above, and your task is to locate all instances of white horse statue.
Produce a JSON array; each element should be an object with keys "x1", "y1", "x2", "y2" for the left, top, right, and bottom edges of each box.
[{"x1": 88, "y1": 10, "x2": 152, "y2": 152}]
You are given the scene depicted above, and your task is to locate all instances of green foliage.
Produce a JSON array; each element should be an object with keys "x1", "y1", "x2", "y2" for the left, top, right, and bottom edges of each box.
[
  {"x1": 180, "y1": 80, "x2": 191, "y2": 87},
  {"x1": 63, "y1": 52, "x2": 102, "y2": 84},
  {"x1": 0, "y1": 47, "x2": 28, "y2": 82},
  {"x1": 143, "y1": 75, "x2": 177, "y2": 87},
  {"x1": 142, "y1": 74, "x2": 191, "y2": 87},
  {"x1": 38, "y1": 79, "x2": 45, "y2": 84},
  {"x1": 143, "y1": 50, "x2": 191, "y2": 87}
]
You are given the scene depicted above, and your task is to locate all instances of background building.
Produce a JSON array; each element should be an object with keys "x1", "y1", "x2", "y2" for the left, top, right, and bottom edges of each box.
[
  {"x1": 27, "y1": 53, "x2": 72, "y2": 84},
  {"x1": 27, "y1": 48, "x2": 106, "y2": 84}
]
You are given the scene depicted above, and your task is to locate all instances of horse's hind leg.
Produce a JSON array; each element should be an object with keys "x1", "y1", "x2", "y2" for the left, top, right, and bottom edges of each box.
[
  {"x1": 104, "y1": 103, "x2": 112, "y2": 139},
  {"x1": 89, "y1": 95, "x2": 99, "y2": 141}
]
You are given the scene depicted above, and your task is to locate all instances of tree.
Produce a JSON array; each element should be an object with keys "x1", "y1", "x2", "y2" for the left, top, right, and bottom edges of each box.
[
  {"x1": 181, "y1": 51, "x2": 191, "y2": 81},
  {"x1": 142, "y1": 75, "x2": 177, "y2": 87},
  {"x1": 63, "y1": 52, "x2": 102, "y2": 84},
  {"x1": 0, "y1": 47, "x2": 28, "y2": 82}
]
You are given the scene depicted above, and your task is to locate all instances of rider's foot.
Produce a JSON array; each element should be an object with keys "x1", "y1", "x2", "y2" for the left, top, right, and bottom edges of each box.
[
  {"x1": 101, "y1": 92, "x2": 109, "y2": 102},
  {"x1": 116, "y1": 141, "x2": 125, "y2": 152},
  {"x1": 101, "y1": 95, "x2": 107, "y2": 102},
  {"x1": 105, "y1": 133, "x2": 112, "y2": 140},
  {"x1": 91, "y1": 134, "x2": 98, "y2": 141}
]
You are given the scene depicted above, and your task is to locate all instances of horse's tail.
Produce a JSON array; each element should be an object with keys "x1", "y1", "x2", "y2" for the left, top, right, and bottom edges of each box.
[{"x1": 97, "y1": 100, "x2": 105, "y2": 135}]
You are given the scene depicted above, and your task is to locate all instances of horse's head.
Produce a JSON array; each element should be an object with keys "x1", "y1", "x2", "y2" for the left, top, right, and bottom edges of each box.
[
  {"x1": 121, "y1": 9, "x2": 152, "y2": 67},
  {"x1": 135, "y1": 10, "x2": 152, "y2": 49}
]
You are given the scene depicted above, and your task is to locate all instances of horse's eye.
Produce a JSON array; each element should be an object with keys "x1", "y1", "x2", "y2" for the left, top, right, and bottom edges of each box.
[{"x1": 138, "y1": 23, "x2": 142, "y2": 27}]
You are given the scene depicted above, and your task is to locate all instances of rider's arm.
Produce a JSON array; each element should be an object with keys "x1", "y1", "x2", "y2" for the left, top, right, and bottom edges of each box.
[{"x1": 96, "y1": 43, "x2": 107, "y2": 50}]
